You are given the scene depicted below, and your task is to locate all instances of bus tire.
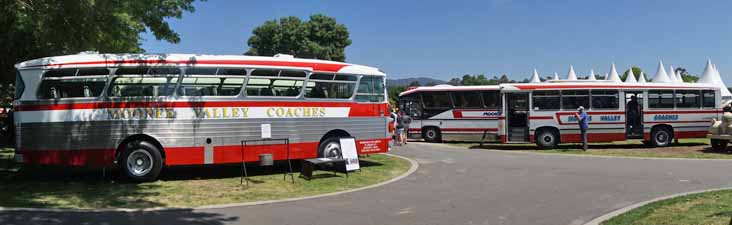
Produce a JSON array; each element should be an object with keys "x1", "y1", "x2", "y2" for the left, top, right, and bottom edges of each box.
[
  {"x1": 535, "y1": 129, "x2": 559, "y2": 149},
  {"x1": 119, "y1": 140, "x2": 163, "y2": 182},
  {"x1": 422, "y1": 127, "x2": 441, "y2": 143},
  {"x1": 318, "y1": 137, "x2": 343, "y2": 158},
  {"x1": 650, "y1": 127, "x2": 673, "y2": 147},
  {"x1": 711, "y1": 139, "x2": 728, "y2": 152}
]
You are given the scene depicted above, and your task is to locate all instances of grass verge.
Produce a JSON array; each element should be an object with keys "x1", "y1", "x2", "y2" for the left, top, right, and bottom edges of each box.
[
  {"x1": 0, "y1": 150, "x2": 410, "y2": 209},
  {"x1": 602, "y1": 189, "x2": 732, "y2": 225},
  {"x1": 449, "y1": 138, "x2": 732, "y2": 159}
]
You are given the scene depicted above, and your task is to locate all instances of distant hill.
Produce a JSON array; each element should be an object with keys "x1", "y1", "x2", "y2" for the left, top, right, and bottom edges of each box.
[{"x1": 386, "y1": 77, "x2": 447, "y2": 87}]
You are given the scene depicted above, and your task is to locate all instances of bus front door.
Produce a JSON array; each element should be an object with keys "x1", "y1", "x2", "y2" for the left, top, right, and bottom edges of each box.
[
  {"x1": 400, "y1": 96, "x2": 422, "y2": 139},
  {"x1": 505, "y1": 93, "x2": 530, "y2": 142},
  {"x1": 625, "y1": 91, "x2": 644, "y2": 139}
]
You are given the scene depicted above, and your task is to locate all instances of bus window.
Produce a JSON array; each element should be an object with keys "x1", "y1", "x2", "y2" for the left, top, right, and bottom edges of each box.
[
  {"x1": 305, "y1": 79, "x2": 355, "y2": 99},
  {"x1": 482, "y1": 91, "x2": 501, "y2": 109},
  {"x1": 246, "y1": 78, "x2": 303, "y2": 97},
  {"x1": 355, "y1": 76, "x2": 385, "y2": 102},
  {"x1": 38, "y1": 68, "x2": 109, "y2": 99},
  {"x1": 702, "y1": 90, "x2": 715, "y2": 108},
  {"x1": 177, "y1": 77, "x2": 244, "y2": 96},
  {"x1": 532, "y1": 90, "x2": 560, "y2": 110},
  {"x1": 38, "y1": 78, "x2": 107, "y2": 99},
  {"x1": 561, "y1": 90, "x2": 589, "y2": 110},
  {"x1": 422, "y1": 92, "x2": 450, "y2": 109},
  {"x1": 648, "y1": 90, "x2": 674, "y2": 108},
  {"x1": 675, "y1": 90, "x2": 700, "y2": 108},
  {"x1": 451, "y1": 91, "x2": 482, "y2": 108},
  {"x1": 591, "y1": 90, "x2": 619, "y2": 109},
  {"x1": 108, "y1": 77, "x2": 178, "y2": 97}
]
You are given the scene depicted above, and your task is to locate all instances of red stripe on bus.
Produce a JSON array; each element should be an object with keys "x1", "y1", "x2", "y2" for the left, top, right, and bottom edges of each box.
[
  {"x1": 409, "y1": 128, "x2": 498, "y2": 132},
  {"x1": 18, "y1": 149, "x2": 116, "y2": 167},
  {"x1": 644, "y1": 110, "x2": 721, "y2": 114},
  {"x1": 32, "y1": 59, "x2": 350, "y2": 73},
  {"x1": 645, "y1": 120, "x2": 712, "y2": 124},
  {"x1": 18, "y1": 138, "x2": 391, "y2": 167},
  {"x1": 529, "y1": 116, "x2": 553, "y2": 120},
  {"x1": 514, "y1": 84, "x2": 712, "y2": 90},
  {"x1": 15, "y1": 101, "x2": 385, "y2": 112}
]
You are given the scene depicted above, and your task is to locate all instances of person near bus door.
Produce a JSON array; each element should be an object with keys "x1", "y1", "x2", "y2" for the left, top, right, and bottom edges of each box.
[
  {"x1": 574, "y1": 106, "x2": 589, "y2": 151},
  {"x1": 400, "y1": 110, "x2": 411, "y2": 145},
  {"x1": 627, "y1": 95, "x2": 641, "y2": 136},
  {"x1": 395, "y1": 110, "x2": 405, "y2": 146}
]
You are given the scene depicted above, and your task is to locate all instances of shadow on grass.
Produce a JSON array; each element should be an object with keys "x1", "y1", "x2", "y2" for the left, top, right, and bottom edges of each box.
[
  {"x1": 0, "y1": 209, "x2": 239, "y2": 225},
  {"x1": 0, "y1": 153, "x2": 390, "y2": 209}
]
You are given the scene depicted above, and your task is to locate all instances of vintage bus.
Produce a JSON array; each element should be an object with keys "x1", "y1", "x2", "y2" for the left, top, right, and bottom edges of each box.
[
  {"x1": 399, "y1": 81, "x2": 721, "y2": 148},
  {"x1": 13, "y1": 53, "x2": 391, "y2": 181}
]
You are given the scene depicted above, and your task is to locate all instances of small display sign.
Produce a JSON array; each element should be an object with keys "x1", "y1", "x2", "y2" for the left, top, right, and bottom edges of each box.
[{"x1": 340, "y1": 137, "x2": 360, "y2": 171}]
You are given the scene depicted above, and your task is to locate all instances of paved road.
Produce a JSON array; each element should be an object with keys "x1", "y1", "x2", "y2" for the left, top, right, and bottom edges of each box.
[{"x1": 3, "y1": 143, "x2": 732, "y2": 225}]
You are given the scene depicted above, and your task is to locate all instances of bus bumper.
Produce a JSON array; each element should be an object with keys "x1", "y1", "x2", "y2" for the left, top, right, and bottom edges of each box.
[{"x1": 708, "y1": 134, "x2": 732, "y2": 140}]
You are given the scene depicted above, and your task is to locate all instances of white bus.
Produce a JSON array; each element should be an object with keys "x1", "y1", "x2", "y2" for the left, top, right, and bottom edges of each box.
[
  {"x1": 13, "y1": 53, "x2": 392, "y2": 181},
  {"x1": 399, "y1": 82, "x2": 721, "y2": 148}
]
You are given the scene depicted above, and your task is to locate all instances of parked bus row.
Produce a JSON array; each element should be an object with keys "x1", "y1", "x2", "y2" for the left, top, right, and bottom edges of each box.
[{"x1": 399, "y1": 82, "x2": 722, "y2": 148}]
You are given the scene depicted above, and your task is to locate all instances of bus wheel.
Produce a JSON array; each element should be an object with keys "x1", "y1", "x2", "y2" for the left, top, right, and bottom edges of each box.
[
  {"x1": 120, "y1": 141, "x2": 163, "y2": 182},
  {"x1": 422, "y1": 127, "x2": 441, "y2": 143},
  {"x1": 318, "y1": 137, "x2": 343, "y2": 158},
  {"x1": 711, "y1": 139, "x2": 728, "y2": 152},
  {"x1": 651, "y1": 127, "x2": 673, "y2": 147},
  {"x1": 536, "y1": 129, "x2": 559, "y2": 149}
]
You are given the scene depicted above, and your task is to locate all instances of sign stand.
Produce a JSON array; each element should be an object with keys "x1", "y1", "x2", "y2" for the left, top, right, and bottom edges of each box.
[{"x1": 240, "y1": 138, "x2": 294, "y2": 187}]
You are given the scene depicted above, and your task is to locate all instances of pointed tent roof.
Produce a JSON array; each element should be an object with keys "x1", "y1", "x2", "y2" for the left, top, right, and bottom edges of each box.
[
  {"x1": 607, "y1": 64, "x2": 622, "y2": 82},
  {"x1": 530, "y1": 69, "x2": 541, "y2": 83},
  {"x1": 714, "y1": 65, "x2": 732, "y2": 98},
  {"x1": 566, "y1": 65, "x2": 578, "y2": 80},
  {"x1": 652, "y1": 61, "x2": 671, "y2": 83},
  {"x1": 638, "y1": 72, "x2": 647, "y2": 83},
  {"x1": 699, "y1": 59, "x2": 715, "y2": 84},
  {"x1": 676, "y1": 70, "x2": 684, "y2": 83},
  {"x1": 668, "y1": 65, "x2": 679, "y2": 83},
  {"x1": 552, "y1": 72, "x2": 560, "y2": 80},
  {"x1": 587, "y1": 69, "x2": 596, "y2": 80},
  {"x1": 625, "y1": 68, "x2": 637, "y2": 83}
]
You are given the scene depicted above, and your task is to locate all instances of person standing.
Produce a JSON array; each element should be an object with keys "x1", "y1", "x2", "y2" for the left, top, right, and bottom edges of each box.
[
  {"x1": 401, "y1": 110, "x2": 412, "y2": 145},
  {"x1": 626, "y1": 95, "x2": 641, "y2": 136},
  {"x1": 395, "y1": 110, "x2": 405, "y2": 146},
  {"x1": 574, "y1": 106, "x2": 589, "y2": 151}
]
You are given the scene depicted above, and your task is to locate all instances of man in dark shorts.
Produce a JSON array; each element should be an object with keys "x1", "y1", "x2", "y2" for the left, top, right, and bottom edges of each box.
[
  {"x1": 626, "y1": 95, "x2": 641, "y2": 136},
  {"x1": 574, "y1": 106, "x2": 589, "y2": 151}
]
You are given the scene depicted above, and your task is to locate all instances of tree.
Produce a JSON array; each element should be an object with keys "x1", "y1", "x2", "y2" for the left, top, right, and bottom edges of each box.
[
  {"x1": 387, "y1": 86, "x2": 406, "y2": 106},
  {"x1": 1, "y1": 0, "x2": 201, "y2": 84},
  {"x1": 675, "y1": 67, "x2": 699, "y2": 83},
  {"x1": 245, "y1": 14, "x2": 351, "y2": 62},
  {"x1": 408, "y1": 80, "x2": 421, "y2": 87},
  {"x1": 621, "y1": 67, "x2": 643, "y2": 81}
]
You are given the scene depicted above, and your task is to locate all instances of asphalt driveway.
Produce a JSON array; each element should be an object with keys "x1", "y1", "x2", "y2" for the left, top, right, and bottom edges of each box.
[{"x1": 3, "y1": 142, "x2": 732, "y2": 225}]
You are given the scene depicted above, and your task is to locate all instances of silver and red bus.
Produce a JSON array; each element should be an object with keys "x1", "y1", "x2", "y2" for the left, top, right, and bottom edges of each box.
[
  {"x1": 399, "y1": 81, "x2": 722, "y2": 148},
  {"x1": 13, "y1": 53, "x2": 391, "y2": 181}
]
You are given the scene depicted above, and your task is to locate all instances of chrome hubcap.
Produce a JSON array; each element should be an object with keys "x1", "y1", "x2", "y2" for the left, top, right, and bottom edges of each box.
[
  {"x1": 657, "y1": 132, "x2": 668, "y2": 144},
  {"x1": 325, "y1": 142, "x2": 341, "y2": 158},
  {"x1": 427, "y1": 130, "x2": 436, "y2": 138},
  {"x1": 127, "y1": 149, "x2": 153, "y2": 177}
]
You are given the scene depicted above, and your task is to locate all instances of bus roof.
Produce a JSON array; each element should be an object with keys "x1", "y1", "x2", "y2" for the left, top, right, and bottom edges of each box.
[
  {"x1": 15, "y1": 53, "x2": 386, "y2": 76},
  {"x1": 399, "y1": 81, "x2": 720, "y2": 96},
  {"x1": 398, "y1": 84, "x2": 500, "y2": 96}
]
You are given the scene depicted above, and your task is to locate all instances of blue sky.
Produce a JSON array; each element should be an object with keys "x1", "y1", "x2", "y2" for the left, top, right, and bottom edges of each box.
[{"x1": 142, "y1": 0, "x2": 732, "y2": 83}]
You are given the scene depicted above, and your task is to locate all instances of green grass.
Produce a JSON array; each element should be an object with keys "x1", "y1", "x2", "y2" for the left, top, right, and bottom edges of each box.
[
  {"x1": 450, "y1": 138, "x2": 732, "y2": 160},
  {"x1": 603, "y1": 189, "x2": 732, "y2": 225},
  {"x1": 0, "y1": 151, "x2": 410, "y2": 209}
]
